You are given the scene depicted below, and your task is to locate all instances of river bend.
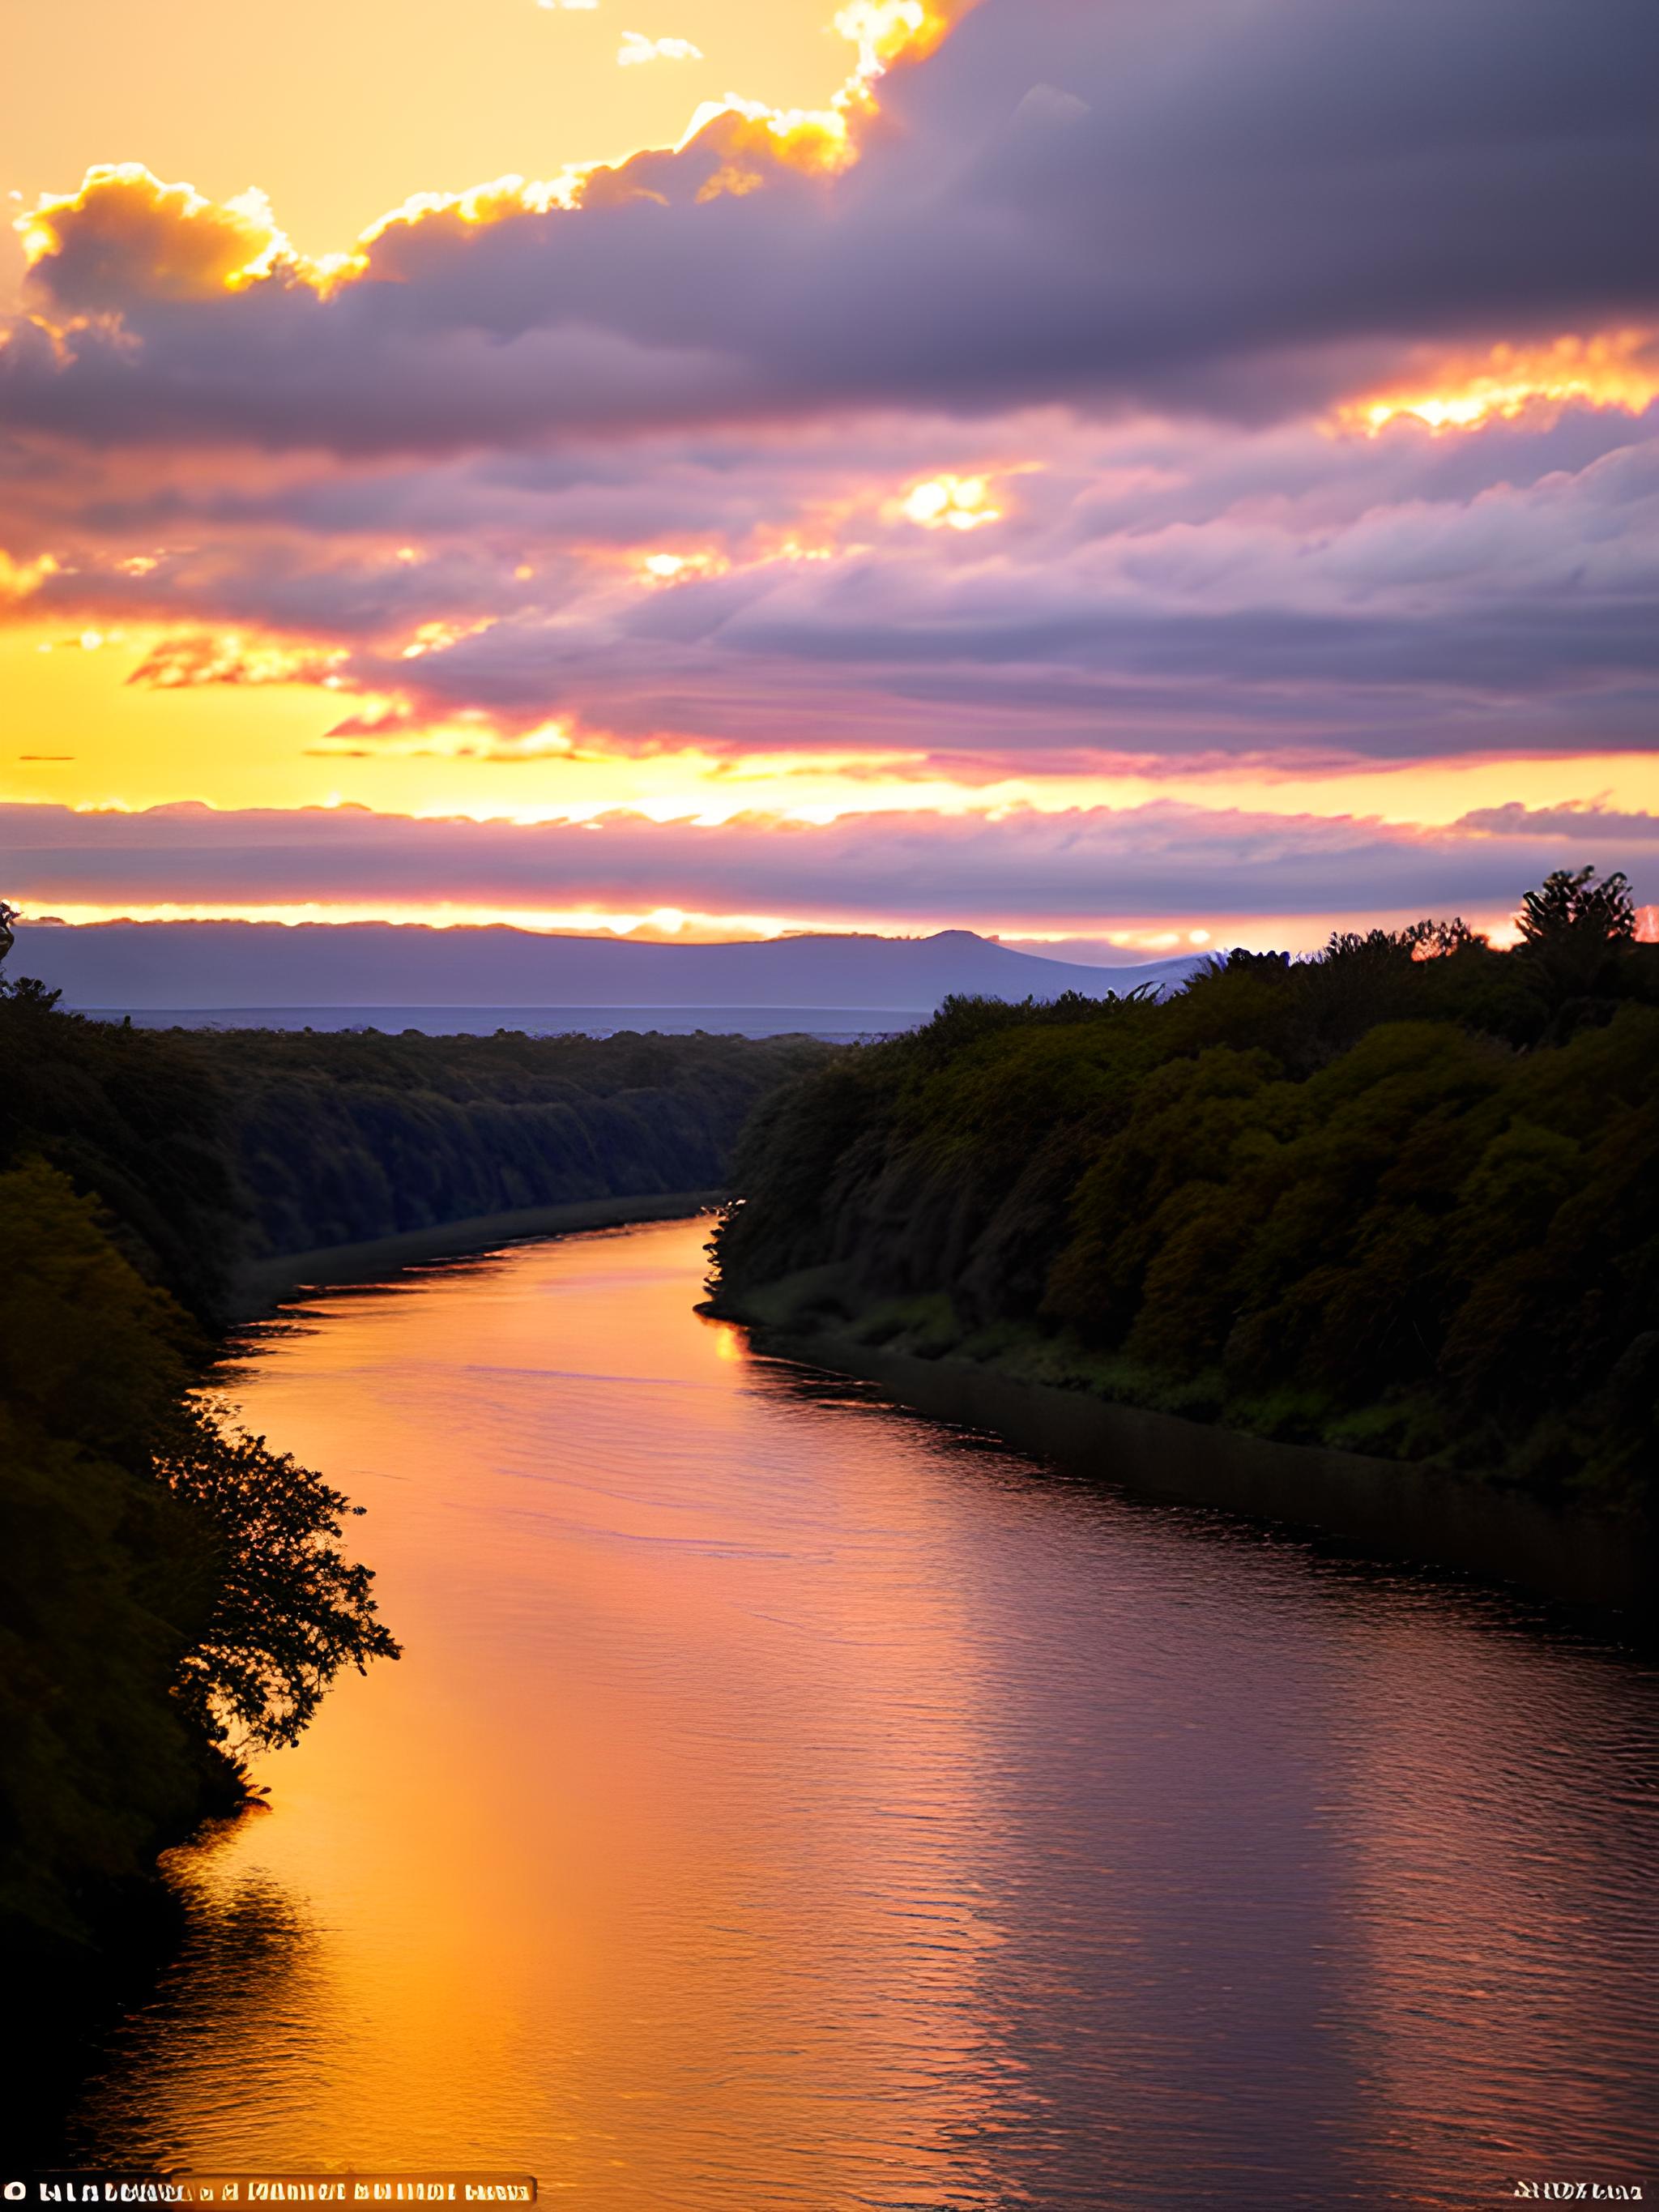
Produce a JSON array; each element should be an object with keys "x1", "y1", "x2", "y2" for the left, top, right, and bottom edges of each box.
[{"x1": 63, "y1": 1220, "x2": 1657, "y2": 2209}]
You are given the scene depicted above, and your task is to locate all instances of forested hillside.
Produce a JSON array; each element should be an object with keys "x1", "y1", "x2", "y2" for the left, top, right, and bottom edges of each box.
[
  {"x1": 712, "y1": 873, "x2": 1659, "y2": 1508},
  {"x1": 211, "y1": 1026, "x2": 828, "y2": 1262},
  {"x1": 0, "y1": 980, "x2": 830, "y2": 1318}
]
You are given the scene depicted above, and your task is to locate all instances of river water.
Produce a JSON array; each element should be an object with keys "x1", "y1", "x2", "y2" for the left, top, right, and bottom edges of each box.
[{"x1": 63, "y1": 1221, "x2": 1656, "y2": 2208}]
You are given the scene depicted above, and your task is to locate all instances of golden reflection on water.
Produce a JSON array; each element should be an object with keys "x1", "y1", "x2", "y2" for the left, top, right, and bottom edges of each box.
[{"x1": 66, "y1": 1221, "x2": 1658, "y2": 2210}]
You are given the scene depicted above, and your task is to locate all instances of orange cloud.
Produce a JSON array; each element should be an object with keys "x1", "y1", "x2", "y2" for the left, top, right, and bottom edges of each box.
[
  {"x1": 0, "y1": 550, "x2": 59, "y2": 602},
  {"x1": 130, "y1": 632, "x2": 348, "y2": 688},
  {"x1": 16, "y1": 0, "x2": 971, "y2": 301},
  {"x1": 676, "y1": 0, "x2": 966, "y2": 179},
  {"x1": 19, "y1": 164, "x2": 363, "y2": 302},
  {"x1": 1346, "y1": 328, "x2": 1659, "y2": 433}
]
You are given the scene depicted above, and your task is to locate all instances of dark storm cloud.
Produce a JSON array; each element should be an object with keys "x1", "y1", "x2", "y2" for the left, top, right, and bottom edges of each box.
[{"x1": 4, "y1": 0, "x2": 1655, "y2": 455}]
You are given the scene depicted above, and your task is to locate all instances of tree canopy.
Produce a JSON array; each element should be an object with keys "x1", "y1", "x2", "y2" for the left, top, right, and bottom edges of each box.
[
  {"x1": 0, "y1": 1161, "x2": 399, "y2": 1953},
  {"x1": 712, "y1": 872, "x2": 1658, "y2": 1505}
]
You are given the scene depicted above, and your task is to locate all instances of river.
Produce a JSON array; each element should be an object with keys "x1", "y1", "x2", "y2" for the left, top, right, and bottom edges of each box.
[{"x1": 61, "y1": 1219, "x2": 1657, "y2": 2208}]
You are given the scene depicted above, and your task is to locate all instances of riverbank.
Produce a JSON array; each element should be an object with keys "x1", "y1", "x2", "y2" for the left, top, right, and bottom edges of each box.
[
  {"x1": 710, "y1": 962, "x2": 1659, "y2": 1537},
  {"x1": 736, "y1": 1314, "x2": 1657, "y2": 1615},
  {"x1": 260, "y1": 1207, "x2": 1653, "y2": 1612},
  {"x1": 233, "y1": 1189, "x2": 724, "y2": 1315}
]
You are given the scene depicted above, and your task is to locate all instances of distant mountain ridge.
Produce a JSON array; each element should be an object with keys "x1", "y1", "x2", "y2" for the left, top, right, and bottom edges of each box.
[{"x1": 14, "y1": 921, "x2": 1207, "y2": 1013}]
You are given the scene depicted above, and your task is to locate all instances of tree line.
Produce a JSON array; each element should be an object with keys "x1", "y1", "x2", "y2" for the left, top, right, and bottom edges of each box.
[
  {"x1": 0, "y1": 947, "x2": 831, "y2": 1323},
  {"x1": 711, "y1": 870, "x2": 1657, "y2": 1508}
]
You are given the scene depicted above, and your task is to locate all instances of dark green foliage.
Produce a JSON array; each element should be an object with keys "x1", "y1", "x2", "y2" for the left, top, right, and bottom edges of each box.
[
  {"x1": 0, "y1": 986, "x2": 830, "y2": 1318},
  {"x1": 0, "y1": 1161, "x2": 399, "y2": 1954},
  {"x1": 0, "y1": 981, "x2": 246, "y2": 1320},
  {"x1": 163, "y1": 1407, "x2": 401, "y2": 1752},
  {"x1": 714, "y1": 881, "x2": 1658, "y2": 1506},
  {"x1": 0, "y1": 1159, "x2": 215, "y2": 1949},
  {"x1": 220, "y1": 1025, "x2": 828, "y2": 1260}
]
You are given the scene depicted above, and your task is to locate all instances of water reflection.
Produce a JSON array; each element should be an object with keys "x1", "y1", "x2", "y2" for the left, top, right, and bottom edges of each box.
[
  {"x1": 71, "y1": 1847, "x2": 330, "y2": 2167},
  {"x1": 63, "y1": 1221, "x2": 1658, "y2": 2208}
]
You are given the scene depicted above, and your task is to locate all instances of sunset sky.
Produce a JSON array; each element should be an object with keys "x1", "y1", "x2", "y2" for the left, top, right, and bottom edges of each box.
[{"x1": 2, "y1": 0, "x2": 1656, "y2": 952}]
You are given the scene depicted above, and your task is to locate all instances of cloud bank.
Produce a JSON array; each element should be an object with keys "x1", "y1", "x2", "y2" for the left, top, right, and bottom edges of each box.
[
  {"x1": 6, "y1": 799, "x2": 1654, "y2": 933},
  {"x1": 2, "y1": 0, "x2": 1657, "y2": 925},
  {"x1": 6, "y1": 0, "x2": 1655, "y2": 451}
]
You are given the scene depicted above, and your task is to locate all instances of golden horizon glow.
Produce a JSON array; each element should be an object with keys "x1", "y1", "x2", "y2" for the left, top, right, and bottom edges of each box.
[
  {"x1": 7, "y1": 607, "x2": 1659, "y2": 836},
  {"x1": 1347, "y1": 329, "x2": 1659, "y2": 433},
  {"x1": 5, "y1": 891, "x2": 1538, "y2": 959}
]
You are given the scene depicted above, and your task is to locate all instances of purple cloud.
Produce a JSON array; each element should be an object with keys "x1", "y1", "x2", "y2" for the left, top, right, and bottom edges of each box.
[
  {"x1": 1, "y1": 0, "x2": 1655, "y2": 797},
  {"x1": 5, "y1": 797, "x2": 1655, "y2": 925},
  {"x1": 4, "y1": 0, "x2": 1655, "y2": 456},
  {"x1": 6, "y1": 403, "x2": 1653, "y2": 771}
]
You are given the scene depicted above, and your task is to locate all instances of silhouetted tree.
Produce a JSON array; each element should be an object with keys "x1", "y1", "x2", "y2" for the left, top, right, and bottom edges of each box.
[
  {"x1": 1515, "y1": 865, "x2": 1637, "y2": 1013},
  {"x1": 0, "y1": 1160, "x2": 400, "y2": 1949},
  {"x1": 1518, "y1": 865, "x2": 1636, "y2": 947},
  {"x1": 163, "y1": 1404, "x2": 402, "y2": 1752},
  {"x1": 1403, "y1": 916, "x2": 1484, "y2": 959},
  {"x1": 0, "y1": 898, "x2": 62, "y2": 1007}
]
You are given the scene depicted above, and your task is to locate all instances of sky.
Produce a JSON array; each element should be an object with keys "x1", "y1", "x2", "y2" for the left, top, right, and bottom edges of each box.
[{"x1": 2, "y1": 0, "x2": 1657, "y2": 954}]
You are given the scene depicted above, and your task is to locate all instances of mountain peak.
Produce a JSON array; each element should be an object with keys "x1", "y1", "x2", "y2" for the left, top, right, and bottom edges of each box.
[{"x1": 14, "y1": 917, "x2": 1209, "y2": 1012}]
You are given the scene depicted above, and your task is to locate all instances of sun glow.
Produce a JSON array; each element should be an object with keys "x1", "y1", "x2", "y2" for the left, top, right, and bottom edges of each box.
[
  {"x1": 398, "y1": 618, "x2": 499, "y2": 661},
  {"x1": 902, "y1": 475, "x2": 1000, "y2": 529},
  {"x1": 358, "y1": 168, "x2": 593, "y2": 250},
  {"x1": 640, "y1": 550, "x2": 730, "y2": 581},
  {"x1": 1348, "y1": 330, "x2": 1659, "y2": 433},
  {"x1": 0, "y1": 550, "x2": 60, "y2": 603},
  {"x1": 833, "y1": 1, "x2": 942, "y2": 79}
]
